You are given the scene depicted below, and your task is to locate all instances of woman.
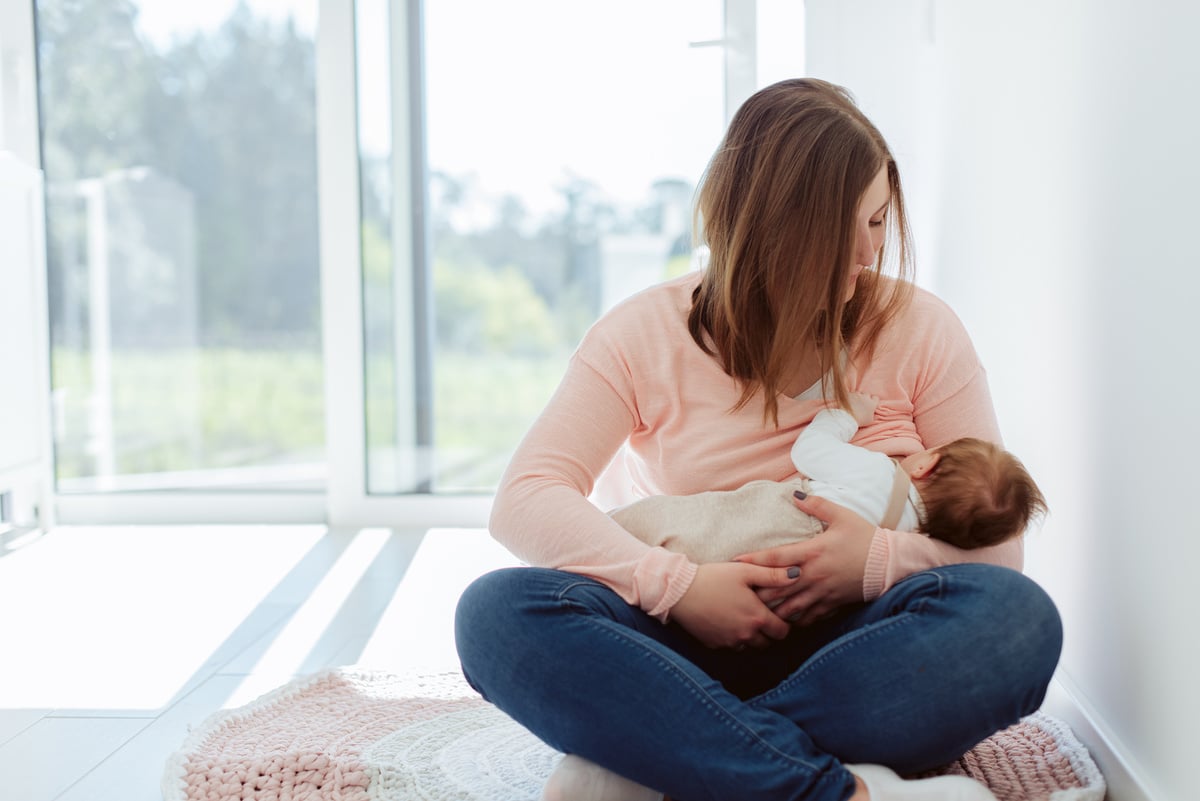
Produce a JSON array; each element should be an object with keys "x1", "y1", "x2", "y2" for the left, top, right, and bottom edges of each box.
[{"x1": 454, "y1": 78, "x2": 1062, "y2": 801}]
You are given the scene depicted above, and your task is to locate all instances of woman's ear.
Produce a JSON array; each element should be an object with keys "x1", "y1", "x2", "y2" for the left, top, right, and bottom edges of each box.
[{"x1": 907, "y1": 450, "x2": 941, "y2": 479}]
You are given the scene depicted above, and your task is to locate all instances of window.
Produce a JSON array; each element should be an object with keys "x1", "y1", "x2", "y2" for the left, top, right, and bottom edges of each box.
[
  {"x1": 21, "y1": 0, "x2": 803, "y2": 523},
  {"x1": 359, "y1": 0, "x2": 756, "y2": 495},
  {"x1": 36, "y1": 0, "x2": 324, "y2": 494}
]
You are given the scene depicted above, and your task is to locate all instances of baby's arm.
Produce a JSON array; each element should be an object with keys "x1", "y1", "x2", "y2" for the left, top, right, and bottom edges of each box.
[
  {"x1": 848, "y1": 392, "x2": 879, "y2": 426},
  {"x1": 790, "y1": 397, "x2": 879, "y2": 483}
]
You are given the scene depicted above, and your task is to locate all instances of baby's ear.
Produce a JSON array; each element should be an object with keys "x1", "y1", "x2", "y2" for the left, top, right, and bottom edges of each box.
[{"x1": 908, "y1": 451, "x2": 941, "y2": 479}]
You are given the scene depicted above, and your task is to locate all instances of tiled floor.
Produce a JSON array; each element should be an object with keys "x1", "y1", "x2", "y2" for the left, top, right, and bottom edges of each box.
[{"x1": 0, "y1": 524, "x2": 520, "y2": 801}]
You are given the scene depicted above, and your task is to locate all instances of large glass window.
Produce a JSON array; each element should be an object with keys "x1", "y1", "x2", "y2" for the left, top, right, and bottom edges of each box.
[
  {"x1": 360, "y1": 0, "x2": 732, "y2": 494},
  {"x1": 29, "y1": 0, "x2": 803, "y2": 515},
  {"x1": 36, "y1": 0, "x2": 324, "y2": 493}
]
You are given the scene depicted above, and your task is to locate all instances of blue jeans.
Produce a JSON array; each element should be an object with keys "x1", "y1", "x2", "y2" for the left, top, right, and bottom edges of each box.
[{"x1": 454, "y1": 563, "x2": 1062, "y2": 801}]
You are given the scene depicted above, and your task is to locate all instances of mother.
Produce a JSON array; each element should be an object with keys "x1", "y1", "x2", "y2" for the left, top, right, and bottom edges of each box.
[{"x1": 454, "y1": 78, "x2": 1062, "y2": 801}]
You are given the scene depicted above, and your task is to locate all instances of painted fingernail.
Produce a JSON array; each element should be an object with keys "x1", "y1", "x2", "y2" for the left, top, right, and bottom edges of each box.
[
  {"x1": 793, "y1": 490, "x2": 807, "y2": 500},
  {"x1": 787, "y1": 566, "x2": 801, "y2": 579}
]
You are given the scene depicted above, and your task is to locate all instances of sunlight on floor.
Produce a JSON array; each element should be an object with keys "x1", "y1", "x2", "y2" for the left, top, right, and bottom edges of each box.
[
  {"x1": 0, "y1": 525, "x2": 327, "y2": 710},
  {"x1": 0, "y1": 525, "x2": 521, "y2": 713},
  {"x1": 351, "y1": 528, "x2": 521, "y2": 674},
  {"x1": 233, "y1": 527, "x2": 396, "y2": 679}
]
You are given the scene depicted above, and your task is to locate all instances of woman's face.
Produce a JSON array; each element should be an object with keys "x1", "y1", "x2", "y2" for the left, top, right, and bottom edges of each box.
[{"x1": 845, "y1": 166, "x2": 891, "y2": 302}]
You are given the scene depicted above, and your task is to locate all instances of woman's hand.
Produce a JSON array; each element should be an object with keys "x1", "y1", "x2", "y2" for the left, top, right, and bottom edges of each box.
[
  {"x1": 669, "y1": 561, "x2": 800, "y2": 650},
  {"x1": 734, "y1": 494, "x2": 876, "y2": 626}
]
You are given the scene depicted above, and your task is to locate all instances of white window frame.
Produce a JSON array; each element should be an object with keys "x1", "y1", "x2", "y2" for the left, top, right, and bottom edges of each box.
[
  {"x1": 1, "y1": 0, "x2": 54, "y2": 532},
  {"x1": 318, "y1": 0, "x2": 492, "y2": 527}
]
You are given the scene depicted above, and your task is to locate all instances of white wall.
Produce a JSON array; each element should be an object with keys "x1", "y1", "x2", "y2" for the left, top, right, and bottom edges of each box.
[{"x1": 807, "y1": 3, "x2": 1199, "y2": 801}]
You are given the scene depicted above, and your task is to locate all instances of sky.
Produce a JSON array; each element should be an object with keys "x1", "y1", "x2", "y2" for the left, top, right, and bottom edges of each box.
[
  {"x1": 135, "y1": 0, "x2": 316, "y2": 44},
  {"x1": 133, "y1": 0, "x2": 804, "y2": 221}
]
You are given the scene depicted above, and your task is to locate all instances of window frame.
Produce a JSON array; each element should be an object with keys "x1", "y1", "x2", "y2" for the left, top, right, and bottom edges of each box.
[
  {"x1": 1, "y1": 0, "x2": 54, "y2": 532},
  {"x1": 319, "y1": 0, "x2": 491, "y2": 527}
]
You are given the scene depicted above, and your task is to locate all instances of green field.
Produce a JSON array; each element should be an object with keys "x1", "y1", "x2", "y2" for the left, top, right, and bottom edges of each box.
[{"x1": 51, "y1": 347, "x2": 567, "y2": 490}]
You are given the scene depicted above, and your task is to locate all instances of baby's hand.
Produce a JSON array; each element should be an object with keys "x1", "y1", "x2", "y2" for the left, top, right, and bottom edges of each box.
[{"x1": 847, "y1": 393, "x2": 879, "y2": 426}]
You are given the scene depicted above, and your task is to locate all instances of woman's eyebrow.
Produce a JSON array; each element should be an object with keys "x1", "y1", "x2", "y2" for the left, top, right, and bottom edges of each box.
[{"x1": 872, "y1": 197, "x2": 891, "y2": 217}]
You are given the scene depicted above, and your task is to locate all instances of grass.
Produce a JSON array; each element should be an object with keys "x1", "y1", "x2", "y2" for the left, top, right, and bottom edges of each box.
[{"x1": 51, "y1": 346, "x2": 566, "y2": 491}]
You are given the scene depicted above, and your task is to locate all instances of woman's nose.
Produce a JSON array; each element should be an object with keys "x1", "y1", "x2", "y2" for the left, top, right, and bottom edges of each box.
[{"x1": 855, "y1": 226, "x2": 877, "y2": 267}]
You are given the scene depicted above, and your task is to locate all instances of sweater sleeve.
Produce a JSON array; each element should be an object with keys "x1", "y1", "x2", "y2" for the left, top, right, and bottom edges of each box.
[
  {"x1": 488, "y1": 352, "x2": 698, "y2": 621},
  {"x1": 860, "y1": 297, "x2": 1024, "y2": 600}
]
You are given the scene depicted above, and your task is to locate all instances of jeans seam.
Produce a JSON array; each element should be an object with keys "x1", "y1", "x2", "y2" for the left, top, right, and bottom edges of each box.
[
  {"x1": 557, "y1": 581, "x2": 834, "y2": 780},
  {"x1": 555, "y1": 578, "x2": 606, "y2": 603},
  {"x1": 755, "y1": 570, "x2": 949, "y2": 708},
  {"x1": 754, "y1": 613, "x2": 920, "y2": 709},
  {"x1": 907, "y1": 569, "x2": 945, "y2": 616}
]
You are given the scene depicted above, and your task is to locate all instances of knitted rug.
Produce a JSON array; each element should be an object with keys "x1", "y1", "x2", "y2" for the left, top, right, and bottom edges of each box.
[{"x1": 162, "y1": 668, "x2": 1105, "y2": 801}]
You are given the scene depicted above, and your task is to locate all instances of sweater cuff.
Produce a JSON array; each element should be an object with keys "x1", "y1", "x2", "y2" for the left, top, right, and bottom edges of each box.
[
  {"x1": 647, "y1": 557, "x2": 699, "y2": 623},
  {"x1": 862, "y1": 528, "x2": 890, "y2": 601}
]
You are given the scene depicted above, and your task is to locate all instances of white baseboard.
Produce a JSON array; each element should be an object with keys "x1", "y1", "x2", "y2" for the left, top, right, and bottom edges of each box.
[{"x1": 1042, "y1": 672, "x2": 1162, "y2": 801}]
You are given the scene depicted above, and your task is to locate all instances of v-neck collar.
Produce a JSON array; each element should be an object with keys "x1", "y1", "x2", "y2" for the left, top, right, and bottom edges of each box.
[{"x1": 788, "y1": 349, "x2": 849, "y2": 401}]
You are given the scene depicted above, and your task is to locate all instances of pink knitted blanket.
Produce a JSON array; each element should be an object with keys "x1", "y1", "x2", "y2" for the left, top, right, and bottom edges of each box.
[{"x1": 162, "y1": 669, "x2": 1105, "y2": 801}]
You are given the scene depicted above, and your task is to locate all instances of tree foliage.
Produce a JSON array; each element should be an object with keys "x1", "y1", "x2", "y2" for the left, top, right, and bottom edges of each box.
[
  {"x1": 38, "y1": 0, "x2": 320, "y2": 347},
  {"x1": 37, "y1": 0, "x2": 689, "y2": 356}
]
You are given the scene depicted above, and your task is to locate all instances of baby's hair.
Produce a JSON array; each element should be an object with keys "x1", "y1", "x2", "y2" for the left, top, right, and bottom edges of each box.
[{"x1": 917, "y1": 438, "x2": 1047, "y2": 548}]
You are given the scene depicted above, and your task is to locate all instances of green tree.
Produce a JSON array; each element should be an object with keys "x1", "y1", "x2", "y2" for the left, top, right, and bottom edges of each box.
[
  {"x1": 37, "y1": 0, "x2": 163, "y2": 344},
  {"x1": 36, "y1": 0, "x2": 161, "y2": 179},
  {"x1": 159, "y1": 4, "x2": 320, "y2": 345},
  {"x1": 433, "y1": 259, "x2": 558, "y2": 356},
  {"x1": 38, "y1": 0, "x2": 321, "y2": 348}
]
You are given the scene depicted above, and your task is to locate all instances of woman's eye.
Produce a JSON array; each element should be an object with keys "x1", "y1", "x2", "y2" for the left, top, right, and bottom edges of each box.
[{"x1": 869, "y1": 218, "x2": 886, "y2": 228}]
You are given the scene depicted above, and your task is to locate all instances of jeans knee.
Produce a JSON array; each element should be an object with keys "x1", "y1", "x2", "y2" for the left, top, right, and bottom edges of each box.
[
  {"x1": 1021, "y1": 578, "x2": 1063, "y2": 687},
  {"x1": 457, "y1": 567, "x2": 516, "y2": 623},
  {"x1": 454, "y1": 568, "x2": 524, "y2": 683},
  {"x1": 969, "y1": 565, "x2": 1063, "y2": 694}
]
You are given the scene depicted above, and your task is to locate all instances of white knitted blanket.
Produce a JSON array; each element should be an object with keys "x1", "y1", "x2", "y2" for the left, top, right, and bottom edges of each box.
[{"x1": 162, "y1": 668, "x2": 1105, "y2": 801}]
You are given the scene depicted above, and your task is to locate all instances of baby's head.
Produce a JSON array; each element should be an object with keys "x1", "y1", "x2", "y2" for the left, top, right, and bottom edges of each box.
[{"x1": 906, "y1": 438, "x2": 1047, "y2": 549}]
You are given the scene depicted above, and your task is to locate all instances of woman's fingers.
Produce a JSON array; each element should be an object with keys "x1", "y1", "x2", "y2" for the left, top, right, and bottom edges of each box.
[
  {"x1": 790, "y1": 491, "x2": 839, "y2": 523},
  {"x1": 740, "y1": 564, "x2": 798, "y2": 641},
  {"x1": 750, "y1": 547, "x2": 813, "y2": 604},
  {"x1": 738, "y1": 495, "x2": 878, "y2": 626},
  {"x1": 746, "y1": 563, "x2": 803, "y2": 587},
  {"x1": 671, "y1": 562, "x2": 796, "y2": 648},
  {"x1": 732, "y1": 492, "x2": 845, "y2": 568},
  {"x1": 732, "y1": 523, "x2": 818, "y2": 571},
  {"x1": 733, "y1": 542, "x2": 806, "y2": 568},
  {"x1": 776, "y1": 589, "x2": 837, "y2": 626}
]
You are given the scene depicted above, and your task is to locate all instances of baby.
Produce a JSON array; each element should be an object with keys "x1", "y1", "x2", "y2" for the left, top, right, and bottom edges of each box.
[{"x1": 611, "y1": 395, "x2": 1046, "y2": 563}]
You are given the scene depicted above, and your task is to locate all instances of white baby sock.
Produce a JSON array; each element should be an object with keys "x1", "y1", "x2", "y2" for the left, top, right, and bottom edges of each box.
[
  {"x1": 541, "y1": 754, "x2": 664, "y2": 801},
  {"x1": 846, "y1": 763, "x2": 998, "y2": 801}
]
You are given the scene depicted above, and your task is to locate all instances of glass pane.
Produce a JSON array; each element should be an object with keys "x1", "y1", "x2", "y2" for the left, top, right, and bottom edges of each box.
[
  {"x1": 362, "y1": 0, "x2": 726, "y2": 494},
  {"x1": 36, "y1": 0, "x2": 324, "y2": 492}
]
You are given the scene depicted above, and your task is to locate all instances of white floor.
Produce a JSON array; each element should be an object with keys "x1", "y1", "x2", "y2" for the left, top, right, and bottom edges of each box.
[{"x1": 0, "y1": 524, "x2": 521, "y2": 801}]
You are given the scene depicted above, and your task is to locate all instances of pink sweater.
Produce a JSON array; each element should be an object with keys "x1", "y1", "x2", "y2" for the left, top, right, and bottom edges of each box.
[{"x1": 489, "y1": 273, "x2": 1022, "y2": 621}]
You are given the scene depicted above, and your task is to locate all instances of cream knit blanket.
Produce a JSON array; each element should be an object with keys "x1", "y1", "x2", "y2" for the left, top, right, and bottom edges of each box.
[{"x1": 610, "y1": 479, "x2": 824, "y2": 563}]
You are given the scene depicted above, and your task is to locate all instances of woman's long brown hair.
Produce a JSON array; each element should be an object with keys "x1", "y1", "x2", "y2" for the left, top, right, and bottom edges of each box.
[{"x1": 688, "y1": 78, "x2": 914, "y2": 425}]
